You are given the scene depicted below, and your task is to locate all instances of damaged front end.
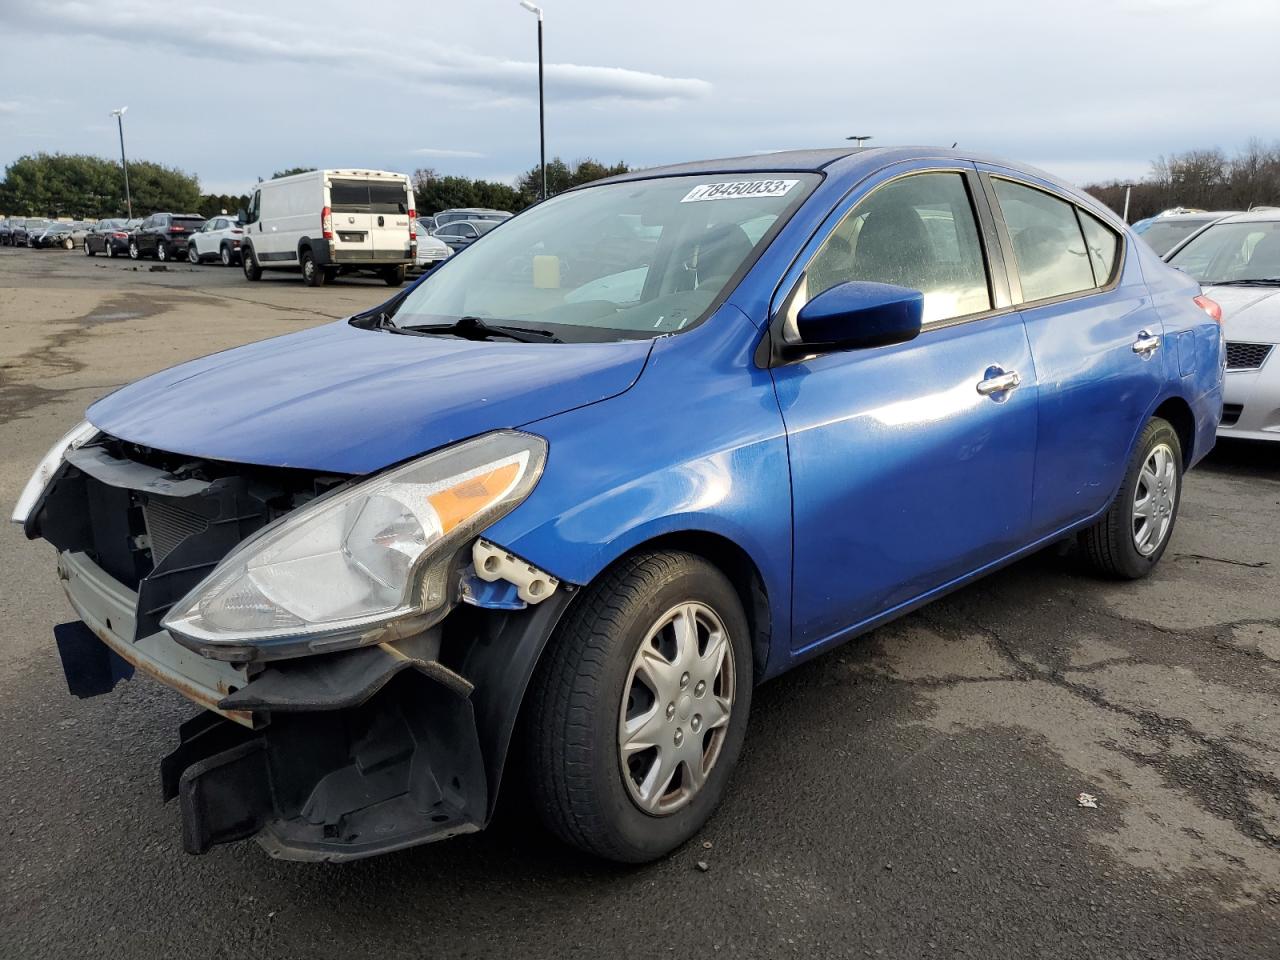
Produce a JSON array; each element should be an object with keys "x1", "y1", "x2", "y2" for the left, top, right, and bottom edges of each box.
[{"x1": 21, "y1": 429, "x2": 571, "y2": 861}]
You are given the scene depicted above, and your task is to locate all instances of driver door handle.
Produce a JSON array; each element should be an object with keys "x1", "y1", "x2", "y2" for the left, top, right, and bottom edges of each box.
[
  {"x1": 1132, "y1": 330, "x2": 1161, "y2": 358},
  {"x1": 976, "y1": 370, "x2": 1022, "y2": 396}
]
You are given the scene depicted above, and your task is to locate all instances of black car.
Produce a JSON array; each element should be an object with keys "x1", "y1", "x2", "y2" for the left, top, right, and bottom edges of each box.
[
  {"x1": 130, "y1": 213, "x2": 207, "y2": 261},
  {"x1": 431, "y1": 218, "x2": 500, "y2": 252},
  {"x1": 11, "y1": 219, "x2": 50, "y2": 247},
  {"x1": 84, "y1": 219, "x2": 133, "y2": 257},
  {"x1": 0, "y1": 220, "x2": 14, "y2": 245}
]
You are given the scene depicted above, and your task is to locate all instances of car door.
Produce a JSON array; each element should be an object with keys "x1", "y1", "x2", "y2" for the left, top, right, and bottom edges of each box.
[
  {"x1": 368, "y1": 180, "x2": 411, "y2": 263},
  {"x1": 978, "y1": 168, "x2": 1167, "y2": 537},
  {"x1": 769, "y1": 165, "x2": 1038, "y2": 653},
  {"x1": 329, "y1": 179, "x2": 374, "y2": 263}
]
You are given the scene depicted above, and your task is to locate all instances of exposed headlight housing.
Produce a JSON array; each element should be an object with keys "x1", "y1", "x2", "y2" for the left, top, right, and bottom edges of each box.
[
  {"x1": 162, "y1": 430, "x2": 547, "y2": 660},
  {"x1": 11, "y1": 420, "x2": 99, "y2": 526}
]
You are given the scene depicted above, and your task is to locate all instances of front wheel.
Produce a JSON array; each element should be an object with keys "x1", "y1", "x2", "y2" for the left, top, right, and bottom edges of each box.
[
  {"x1": 64, "y1": 236, "x2": 74, "y2": 250},
  {"x1": 1079, "y1": 417, "x2": 1183, "y2": 579},
  {"x1": 84, "y1": 239, "x2": 94, "y2": 256},
  {"x1": 524, "y1": 551, "x2": 752, "y2": 862},
  {"x1": 187, "y1": 243, "x2": 201, "y2": 264},
  {"x1": 241, "y1": 246, "x2": 262, "y2": 280},
  {"x1": 128, "y1": 240, "x2": 139, "y2": 260}
]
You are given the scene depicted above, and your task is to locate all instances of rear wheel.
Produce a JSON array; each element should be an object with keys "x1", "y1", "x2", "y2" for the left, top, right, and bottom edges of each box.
[
  {"x1": 128, "y1": 240, "x2": 139, "y2": 260},
  {"x1": 156, "y1": 241, "x2": 169, "y2": 262},
  {"x1": 220, "y1": 244, "x2": 233, "y2": 266},
  {"x1": 1080, "y1": 417, "x2": 1183, "y2": 579},
  {"x1": 301, "y1": 250, "x2": 326, "y2": 286},
  {"x1": 241, "y1": 246, "x2": 262, "y2": 281},
  {"x1": 524, "y1": 551, "x2": 752, "y2": 862},
  {"x1": 382, "y1": 264, "x2": 405, "y2": 287},
  {"x1": 63, "y1": 236, "x2": 74, "y2": 250},
  {"x1": 187, "y1": 243, "x2": 200, "y2": 264}
]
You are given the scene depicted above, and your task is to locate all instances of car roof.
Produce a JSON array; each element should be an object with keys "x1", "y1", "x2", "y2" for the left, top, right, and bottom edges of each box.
[
  {"x1": 1212, "y1": 208, "x2": 1280, "y2": 224},
  {"x1": 1148, "y1": 211, "x2": 1239, "y2": 222}
]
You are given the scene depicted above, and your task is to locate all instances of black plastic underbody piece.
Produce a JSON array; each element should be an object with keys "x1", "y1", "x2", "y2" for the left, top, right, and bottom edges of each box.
[{"x1": 53, "y1": 620, "x2": 135, "y2": 697}]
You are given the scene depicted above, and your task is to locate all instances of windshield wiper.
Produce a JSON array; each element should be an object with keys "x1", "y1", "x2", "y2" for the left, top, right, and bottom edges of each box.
[
  {"x1": 397, "y1": 315, "x2": 562, "y2": 343},
  {"x1": 1204, "y1": 278, "x2": 1280, "y2": 286}
]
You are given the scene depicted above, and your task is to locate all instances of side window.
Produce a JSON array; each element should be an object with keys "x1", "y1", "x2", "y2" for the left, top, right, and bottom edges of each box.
[
  {"x1": 991, "y1": 179, "x2": 1094, "y2": 302},
  {"x1": 459, "y1": 224, "x2": 478, "y2": 238},
  {"x1": 1078, "y1": 211, "x2": 1119, "y2": 285},
  {"x1": 806, "y1": 172, "x2": 992, "y2": 325},
  {"x1": 246, "y1": 191, "x2": 260, "y2": 224}
]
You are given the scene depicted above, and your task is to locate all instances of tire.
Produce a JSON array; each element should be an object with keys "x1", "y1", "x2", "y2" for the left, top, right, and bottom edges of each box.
[
  {"x1": 301, "y1": 250, "x2": 326, "y2": 286},
  {"x1": 187, "y1": 243, "x2": 200, "y2": 264},
  {"x1": 107, "y1": 242, "x2": 117, "y2": 259},
  {"x1": 524, "y1": 551, "x2": 752, "y2": 863},
  {"x1": 382, "y1": 265, "x2": 405, "y2": 287},
  {"x1": 241, "y1": 246, "x2": 262, "y2": 281},
  {"x1": 63, "y1": 236, "x2": 74, "y2": 250},
  {"x1": 84, "y1": 239, "x2": 94, "y2": 256},
  {"x1": 220, "y1": 244, "x2": 233, "y2": 267},
  {"x1": 156, "y1": 241, "x2": 169, "y2": 262},
  {"x1": 1079, "y1": 417, "x2": 1183, "y2": 580}
]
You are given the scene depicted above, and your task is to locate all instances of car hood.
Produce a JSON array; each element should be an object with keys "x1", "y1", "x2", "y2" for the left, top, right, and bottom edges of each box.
[
  {"x1": 87, "y1": 320, "x2": 652, "y2": 474},
  {"x1": 1204, "y1": 285, "x2": 1280, "y2": 343}
]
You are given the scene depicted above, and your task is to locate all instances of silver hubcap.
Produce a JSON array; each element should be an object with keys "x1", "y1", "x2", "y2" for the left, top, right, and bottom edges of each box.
[
  {"x1": 618, "y1": 601, "x2": 734, "y2": 815},
  {"x1": 1133, "y1": 442, "x2": 1177, "y2": 556}
]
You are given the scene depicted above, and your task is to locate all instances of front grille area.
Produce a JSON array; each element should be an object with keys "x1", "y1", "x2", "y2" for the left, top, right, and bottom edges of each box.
[
  {"x1": 33, "y1": 436, "x2": 348, "y2": 639},
  {"x1": 1221, "y1": 403, "x2": 1244, "y2": 427},
  {"x1": 1226, "y1": 341, "x2": 1273, "y2": 370},
  {"x1": 143, "y1": 499, "x2": 210, "y2": 565}
]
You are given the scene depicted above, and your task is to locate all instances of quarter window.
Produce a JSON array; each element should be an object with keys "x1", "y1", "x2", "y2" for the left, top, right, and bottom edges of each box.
[
  {"x1": 1078, "y1": 210, "x2": 1119, "y2": 286},
  {"x1": 992, "y1": 179, "x2": 1095, "y2": 302},
  {"x1": 806, "y1": 172, "x2": 991, "y2": 325}
]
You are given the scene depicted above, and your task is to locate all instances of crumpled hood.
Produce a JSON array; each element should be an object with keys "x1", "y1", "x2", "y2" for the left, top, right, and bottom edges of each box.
[
  {"x1": 1204, "y1": 285, "x2": 1280, "y2": 344},
  {"x1": 88, "y1": 320, "x2": 652, "y2": 474}
]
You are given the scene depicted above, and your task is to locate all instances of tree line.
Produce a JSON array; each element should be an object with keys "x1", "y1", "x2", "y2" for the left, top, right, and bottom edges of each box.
[
  {"x1": 1085, "y1": 139, "x2": 1280, "y2": 221},
  {"x1": 0, "y1": 152, "x2": 629, "y2": 223}
]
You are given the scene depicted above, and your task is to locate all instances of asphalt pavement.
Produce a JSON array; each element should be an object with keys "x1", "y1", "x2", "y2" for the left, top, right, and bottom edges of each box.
[{"x1": 1, "y1": 246, "x2": 1278, "y2": 959}]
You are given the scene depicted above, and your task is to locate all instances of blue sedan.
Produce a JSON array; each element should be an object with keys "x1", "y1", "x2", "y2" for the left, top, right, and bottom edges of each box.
[{"x1": 15, "y1": 147, "x2": 1223, "y2": 864}]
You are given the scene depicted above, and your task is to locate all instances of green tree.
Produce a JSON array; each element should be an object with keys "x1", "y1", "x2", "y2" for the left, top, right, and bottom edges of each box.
[
  {"x1": 515, "y1": 156, "x2": 629, "y2": 205},
  {"x1": 0, "y1": 152, "x2": 199, "y2": 218},
  {"x1": 271, "y1": 166, "x2": 316, "y2": 179}
]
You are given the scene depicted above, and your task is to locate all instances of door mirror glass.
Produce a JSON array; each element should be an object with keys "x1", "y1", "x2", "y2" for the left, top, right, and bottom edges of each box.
[{"x1": 794, "y1": 280, "x2": 924, "y2": 350}]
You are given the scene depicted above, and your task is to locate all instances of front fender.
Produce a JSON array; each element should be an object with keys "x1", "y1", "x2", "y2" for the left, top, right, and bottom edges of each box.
[{"x1": 487, "y1": 304, "x2": 795, "y2": 662}]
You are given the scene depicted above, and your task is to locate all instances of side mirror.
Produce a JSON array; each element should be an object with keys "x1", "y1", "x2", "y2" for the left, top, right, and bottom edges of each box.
[{"x1": 794, "y1": 280, "x2": 924, "y2": 350}]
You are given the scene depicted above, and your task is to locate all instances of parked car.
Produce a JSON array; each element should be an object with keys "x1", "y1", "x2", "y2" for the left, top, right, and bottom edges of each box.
[
  {"x1": 83, "y1": 219, "x2": 131, "y2": 257},
  {"x1": 1165, "y1": 209, "x2": 1280, "y2": 441},
  {"x1": 130, "y1": 213, "x2": 207, "y2": 261},
  {"x1": 432, "y1": 207, "x2": 512, "y2": 229},
  {"x1": 12, "y1": 218, "x2": 49, "y2": 247},
  {"x1": 1133, "y1": 211, "x2": 1238, "y2": 256},
  {"x1": 239, "y1": 168, "x2": 415, "y2": 287},
  {"x1": 31, "y1": 222, "x2": 89, "y2": 250},
  {"x1": 0, "y1": 219, "x2": 14, "y2": 245},
  {"x1": 410, "y1": 228, "x2": 452, "y2": 274},
  {"x1": 187, "y1": 216, "x2": 245, "y2": 265},
  {"x1": 432, "y1": 218, "x2": 499, "y2": 252},
  {"x1": 14, "y1": 146, "x2": 1222, "y2": 866}
]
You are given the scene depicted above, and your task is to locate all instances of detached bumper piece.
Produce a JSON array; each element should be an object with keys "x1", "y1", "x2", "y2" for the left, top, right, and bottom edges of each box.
[{"x1": 164, "y1": 653, "x2": 486, "y2": 861}]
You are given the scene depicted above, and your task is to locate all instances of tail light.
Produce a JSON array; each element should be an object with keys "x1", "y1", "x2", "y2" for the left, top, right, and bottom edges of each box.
[
  {"x1": 169, "y1": 225, "x2": 186, "y2": 233},
  {"x1": 112, "y1": 232, "x2": 127, "y2": 239},
  {"x1": 232, "y1": 228, "x2": 243, "y2": 235},
  {"x1": 321, "y1": 206, "x2": 333, "y2": 240},
  {"x1": 408, "y1": 209, "x2": 417, "y2": 242},
  {"x1": 1194, "y1": 294, "x2": 1222, "y2": 324}
]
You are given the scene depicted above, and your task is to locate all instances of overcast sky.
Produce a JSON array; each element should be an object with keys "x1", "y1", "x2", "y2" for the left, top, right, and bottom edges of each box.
[{"x1": 3, "y1": 0, "x2": 1278, "y2": 195}]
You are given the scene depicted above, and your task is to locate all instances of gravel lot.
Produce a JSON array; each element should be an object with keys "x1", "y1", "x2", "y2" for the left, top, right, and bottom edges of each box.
[{"x1": 2, "y1": 246, "x2": 1278, "y2": 959}]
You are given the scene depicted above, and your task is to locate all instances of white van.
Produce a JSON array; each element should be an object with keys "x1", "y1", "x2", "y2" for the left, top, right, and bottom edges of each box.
[{"x1": 240, "y1": 169, "x2": 416, "y2": 287}]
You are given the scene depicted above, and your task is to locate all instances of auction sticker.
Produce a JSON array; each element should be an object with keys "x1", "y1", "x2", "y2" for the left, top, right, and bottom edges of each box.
[{"x1": 680, "y1": 179, "x2": 799, "y2": 203}]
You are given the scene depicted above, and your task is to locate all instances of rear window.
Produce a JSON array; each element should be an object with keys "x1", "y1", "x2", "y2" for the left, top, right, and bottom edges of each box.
[
  {"x1": 330, "y1": 179, "x2": 409, "y2": 214},
  {"x1": 174, "y1": 216, "x2": 206, "y2": 228}
]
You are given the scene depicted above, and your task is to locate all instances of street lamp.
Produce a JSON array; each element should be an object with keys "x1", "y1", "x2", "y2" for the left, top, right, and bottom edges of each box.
[
  {"x1": 110, "y1": 107, "x2": 132, "y2": 218},
  {"x1": 518, "y1": 1, "x2": 547, "y2": 201},
  {"x1": 846, "y1": 135, "x2": 873, "y2": 148}
]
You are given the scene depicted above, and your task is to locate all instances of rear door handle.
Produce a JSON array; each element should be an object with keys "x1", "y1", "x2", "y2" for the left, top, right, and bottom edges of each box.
[
  {"x1": 1132, "y1": 330, "x2": 1161, "y2": 358},
  {"x1": 976, "y1": 369, "x2": 1022, "y2": 397}
]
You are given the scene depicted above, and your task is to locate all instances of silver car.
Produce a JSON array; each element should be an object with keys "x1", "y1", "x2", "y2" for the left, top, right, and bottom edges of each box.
[{"x1": 1166, "y1": 210, "x2": 1280, "y2": 441}]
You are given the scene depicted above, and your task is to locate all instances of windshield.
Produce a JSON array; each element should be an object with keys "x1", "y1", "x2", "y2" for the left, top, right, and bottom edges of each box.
[
  {"x1": 1135, "y1": 217, "x2": 1214, "y2": 256},
  {"x1": 1167, "y1": 219, "x2": 1280, "y2": 283},
  {"x1": 390, "y1": 173, "x2": 819, "y2": 342}
]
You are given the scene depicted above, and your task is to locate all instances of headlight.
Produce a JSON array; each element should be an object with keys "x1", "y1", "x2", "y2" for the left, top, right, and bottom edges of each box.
[
  {"x1": 162, "y1": 430, "x2": 547, "y2": 659},
  {"x1": 11, "y1": 420, "x2": 99, "y2": 526}
]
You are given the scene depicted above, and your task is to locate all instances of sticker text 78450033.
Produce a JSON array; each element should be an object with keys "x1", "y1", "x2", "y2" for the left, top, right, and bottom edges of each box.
[{"x1": 680, "y1": 179, "x2": 799, "y2": 203}]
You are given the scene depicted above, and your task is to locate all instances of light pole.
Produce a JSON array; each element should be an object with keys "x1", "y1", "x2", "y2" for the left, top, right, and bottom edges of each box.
[
  {"x1": 846, "y1": 134, "x2": 873, "y2": 148},
  {"x1": 110, "y1": 107, "x2": 132, "y2": 218},
  {"x1": 519, "y1": 1, "x2": 547, "y2": 201}
]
